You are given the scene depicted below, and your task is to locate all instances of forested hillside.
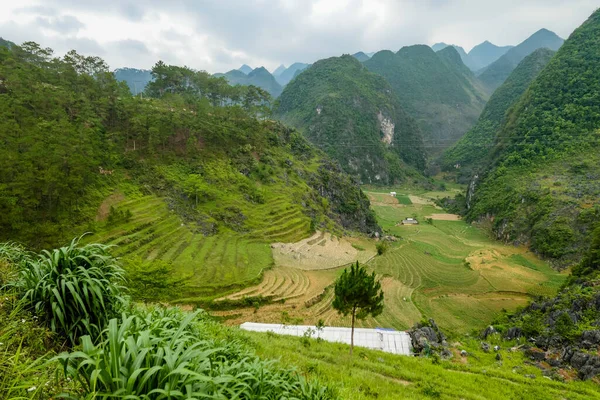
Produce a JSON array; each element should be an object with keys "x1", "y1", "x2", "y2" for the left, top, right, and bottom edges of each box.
[
  {"x1": 364, "y1": 45, "x2": 488, "y2": 154},
  {"x1": 0, "y1": 43, "x2": 378, "y2": 256},
  {"x1": 275, "y1": 55, "x2": 426, "y2": 184},
  {"x1": 215, "y1": 66, "x2": 283, "y2": 98},
  {"x1": 441, "y1": 48, "x2": 555, "y2": 179},
  {"x1": 467, "y1": 10, "x2": 600, "y2": 267},
  {"x1": 0, "y1": 37, "x2": 15, "y2": 48},
  {"x1": 478, "y1": 29, "x2": 563, "y2": 90}
]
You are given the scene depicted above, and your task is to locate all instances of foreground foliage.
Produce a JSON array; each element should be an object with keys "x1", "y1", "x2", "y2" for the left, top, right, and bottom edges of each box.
[
  {"x1": 0, "y1": 240, "x2": 336, "y2": 398},
  {"x1": 9, "y1": 236, "x2": 126, "y2": 345},
  {"x1": 56, "y1": 307, "x2": 334, "y2": 399}
]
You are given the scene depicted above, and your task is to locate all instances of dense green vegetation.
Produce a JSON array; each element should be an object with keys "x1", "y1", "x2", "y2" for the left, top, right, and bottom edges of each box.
[
  {"x1": 276, "y1": 55, "x2": 426, "y2": 184},
  {"x1": 0, "y1": 42, "x2": 379, "y2": 302},
  {"x1": 468, "y1": 9, "x2": 600, "y2": 267},
  {"x1": 364, "y1": 45, "x2": 488, "y2": 154},
  {"x1": 215, "y1": 66, "x2": 283, "y2": 98},
  {"x1": 0, "y1": 241, "x2": 335, "y2": 399},
  {"x1": 441, "y1": 48, "x2": 555, "y2": 179},
  {"x1": 478, "y1": 28, "x2": 563, "y2": 90}
]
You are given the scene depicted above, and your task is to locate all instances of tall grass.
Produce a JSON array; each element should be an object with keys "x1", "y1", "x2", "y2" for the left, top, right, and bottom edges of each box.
[
  {"x1": 55, "y1": 306, "x2": 336, "y2": 399},
  {"x1": 12, "y1": 236, "x2": 126, "y2": 345}
]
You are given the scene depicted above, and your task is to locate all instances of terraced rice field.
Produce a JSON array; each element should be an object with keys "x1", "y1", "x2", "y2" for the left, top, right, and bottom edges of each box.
[
  {"x1": 90, "y1": 191, "x2": 315, "y2": 300},
  {"x1": 219, "y1": 189, "x2": 566, "y2": 334},
  {"x1": 271, "y1": 231, "x2": 376, "y2": 270}
]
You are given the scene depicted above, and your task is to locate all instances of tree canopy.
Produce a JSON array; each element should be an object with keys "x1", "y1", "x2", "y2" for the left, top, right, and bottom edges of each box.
[{"x1": 332, "y1": 261, "x2": 384, "y2": 355}]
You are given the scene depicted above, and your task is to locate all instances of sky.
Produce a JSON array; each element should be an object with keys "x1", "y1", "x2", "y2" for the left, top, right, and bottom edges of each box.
[{"x1": 0, "y1": 0, "x2": 598, "y2": 73}]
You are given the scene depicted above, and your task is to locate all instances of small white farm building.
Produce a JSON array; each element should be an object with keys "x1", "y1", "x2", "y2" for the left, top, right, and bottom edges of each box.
[
  {"x1": 402, "y1": 218, "x2": 418, "y2": 225},
  {"x1": 240, "y1": 322, "x2": 412, "y2": 355}
]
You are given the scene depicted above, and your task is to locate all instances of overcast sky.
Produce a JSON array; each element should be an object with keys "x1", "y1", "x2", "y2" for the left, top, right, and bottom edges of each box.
[{"x1": 0, "y1": 0, "x2": 597, "y2": 73}]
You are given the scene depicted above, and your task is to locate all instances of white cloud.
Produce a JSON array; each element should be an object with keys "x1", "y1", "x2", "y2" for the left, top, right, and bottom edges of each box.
[{"x1": 0, "y1": 0, "x2": 597, "y2": 72}]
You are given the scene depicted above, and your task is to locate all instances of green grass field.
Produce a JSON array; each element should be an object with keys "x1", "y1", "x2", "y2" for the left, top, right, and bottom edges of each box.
[
  {"x1": 358, "y1": 190, "x2": 566, "y2": 333},
  {"x1": 89, "y1": 188, "x2": 315, "y2": 301},
  {"x1": 210, "y1": 187, "x2": 565, "y2": 335},
  {"x1": 245, "y1": 330, "x2": 600, "y2": 399}
]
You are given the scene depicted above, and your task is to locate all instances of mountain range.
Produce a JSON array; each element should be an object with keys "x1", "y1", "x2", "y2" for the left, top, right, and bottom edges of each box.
[
  {"x1": 441, "y1": 47, "x2": 556, "y2": 180},
  {"x1": 276, "y1": 55, "x2": 426, "y2": 184},
  {"x1": 364, "y1": 45, "x2": 488, "y2": 154},
  {"x1": 215, "y1": 66, "x2": 283, "y2": 98},
  {"x1": 467, "y1": 12, "x2": 600, "y2": 267},
  {"x1": 113, "y1": 68, "x2": 153, "y2": 95},
  {"x1": 478, "y1": 28, "x2": 564, "y2": 90},
  {"x1": 432, "y1": 41, "x2": 513, "y2": 71}
]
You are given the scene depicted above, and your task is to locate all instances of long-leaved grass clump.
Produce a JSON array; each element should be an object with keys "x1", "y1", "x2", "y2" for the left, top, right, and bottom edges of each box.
[
  {"x1": 14, "y1": 236, "x2": 126, "y2": 345},
  {"x1": 55, "y1": 306, "x2": 336, "y2": 399}
]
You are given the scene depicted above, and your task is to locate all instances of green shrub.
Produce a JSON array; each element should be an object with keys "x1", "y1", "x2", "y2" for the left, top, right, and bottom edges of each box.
[
  {"x1": 376, "y1": 241, "x2": 389, "y2": 255},
  {"x1": 54, "y1": 306, "x2": 336, "y2": 399},
  {"x1": 13, "y1": 236, "x2": 126, "y2": 345}
]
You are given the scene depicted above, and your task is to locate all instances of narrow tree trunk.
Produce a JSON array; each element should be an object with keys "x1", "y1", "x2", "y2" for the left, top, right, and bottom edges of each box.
[{"x1": 350, "y1": 306, "x2": 356, "y2": 356}]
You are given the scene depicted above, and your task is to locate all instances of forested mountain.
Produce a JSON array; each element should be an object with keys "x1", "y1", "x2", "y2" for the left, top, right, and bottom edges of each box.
[
  {"x1": 275, "y1": 62, "x2": 310, "y2": 86},
  {"x1": 114, "y1": 67, "x2": 153, "y2": 95},
  {"x1": 467, "y1": 41, "x2": 513, "y2": 71},
  {"x1": 364, "y1": 45, "x2": 488, "y2": 154},
  {"x1": 352, "y1": 51, "x2": 370, "y2": 62},
  {"x1": 467, "y1": 10, "x2": 600, "y2": 268},
  {"x1": 0, "y1": 42, "x2": 378, "y2": 250},
  {"x1": 275, "y1": 55, "x2": 426, "y2": 184},
  {"x1": 238, "y1": 64, "x2": 253, "y2": 74},
  {"x1": 0, "y1": 37, "x2": 15, "y2": 48},
  {"x1": 215, "y1": 67, "x2": 283, "y2": 97},
  {"x1": 441, "y1": 48, "x2": 555, "y2": 180},
  {"x1": 478, "y1": 28, "x2": 564, "y2": 90}
]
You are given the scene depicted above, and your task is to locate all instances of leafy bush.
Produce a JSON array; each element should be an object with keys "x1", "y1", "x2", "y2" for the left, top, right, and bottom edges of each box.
[
  {"x1": 376, "y1": 241, "x2": 389, "y2": 255},
  {"x1": 13, "y1": 236, "x2": 126, "y2": 345},
  {"x1": 55, "y1": 306, "x2": 335, "y2": 399}
]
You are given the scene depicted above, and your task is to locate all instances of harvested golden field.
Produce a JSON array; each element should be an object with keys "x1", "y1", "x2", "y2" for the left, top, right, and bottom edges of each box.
[{"x1": 271, "y1": 231, "x2": 376, "y2": 270}]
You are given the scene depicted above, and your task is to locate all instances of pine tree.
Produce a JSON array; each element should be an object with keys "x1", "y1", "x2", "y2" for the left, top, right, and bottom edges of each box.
[{"x1": 332, "y1": 261, "x2": 384, "y2": 355}]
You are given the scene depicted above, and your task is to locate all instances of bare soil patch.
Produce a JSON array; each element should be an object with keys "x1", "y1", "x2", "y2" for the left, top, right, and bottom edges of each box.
[
  {"x1": 425, "y1": 213, "x2": 461, "y2": 221},
  {"x1": 95, "y1": 192, "x2": 125, "y2": 221}
]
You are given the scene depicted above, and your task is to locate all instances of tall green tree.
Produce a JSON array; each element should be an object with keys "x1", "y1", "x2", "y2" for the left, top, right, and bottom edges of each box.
[{"x1": 332, "y1": 261, "x2": 384, "y2": 355}]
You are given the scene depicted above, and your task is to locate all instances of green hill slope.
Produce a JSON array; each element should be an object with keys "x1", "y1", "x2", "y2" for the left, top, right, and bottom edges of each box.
[
  {"x1": 0, "y1": 43, "x2": 378, "y2": 299},
  {"x1": 479, "y1": 29, "x2": 563, "y2": 91},
  {"x1": 216, "y1": 67, "x2": 283, "y2": 98},
  {"x1": 364, "y1": 45, "x2": 488, "y2": 154},
  {"x1": 275, "y1": 55, "x2": 426, "y2": 184},
  {"x1": 441, "y1": 48, "x2": 555, "y2": 179},
  {"x1": 467, "y1": 10, "x2": 600, "y2": 267}
]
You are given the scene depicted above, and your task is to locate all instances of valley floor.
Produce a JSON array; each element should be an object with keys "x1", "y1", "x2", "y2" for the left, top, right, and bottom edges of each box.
[{"x1": 214, "y1": 187, "x2": 565, "y2": 334}]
